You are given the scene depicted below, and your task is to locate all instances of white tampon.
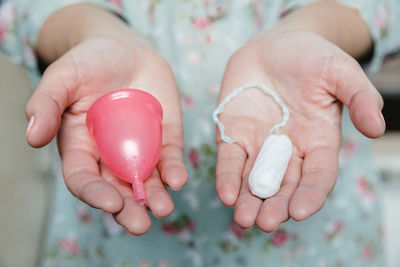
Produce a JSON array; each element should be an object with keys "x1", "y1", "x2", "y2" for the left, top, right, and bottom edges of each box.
[
  {"x1": 213, "y1": 82, "x2": 293, "y2": 199},
  {"x1": 248, "y1": 134, "x2": 292, "y2": 198}
]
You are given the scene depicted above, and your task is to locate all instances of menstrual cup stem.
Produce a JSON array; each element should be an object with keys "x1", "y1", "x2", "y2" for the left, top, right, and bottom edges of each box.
[{"x1": 132, "y1": 177, "x2": 146, "y2": 205}]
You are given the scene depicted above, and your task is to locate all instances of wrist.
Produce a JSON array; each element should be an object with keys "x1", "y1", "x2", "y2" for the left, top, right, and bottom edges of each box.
[
  {"x1": 267, "y1": 1, "x2": 372, "y2": 58},
  {"x1": 37, "y1": 4, "x2": 147, "y2": 63}
]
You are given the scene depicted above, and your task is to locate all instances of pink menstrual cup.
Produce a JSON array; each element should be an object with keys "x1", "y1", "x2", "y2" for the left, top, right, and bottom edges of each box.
[{"x1": 86, "y1": 89, "x2": 163, "y2": 205}]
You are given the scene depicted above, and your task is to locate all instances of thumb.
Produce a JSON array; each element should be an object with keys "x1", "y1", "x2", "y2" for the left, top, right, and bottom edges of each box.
[
  {"x1": 25, "y1": 59, "x2": 77, "y2": 147},
  {"x1": 332, "y1": 55, "x2": 385, "y2": 138}
]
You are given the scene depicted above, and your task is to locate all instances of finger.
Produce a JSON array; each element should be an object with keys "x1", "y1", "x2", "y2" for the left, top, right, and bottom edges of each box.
[
  {"x1": 289, "y1": 146, "x2": 338, "y2": 221},
  {"x1": 100, "y1": 165, "x2": 153, "y2": 235},
  {"x1": 25, "y1": 58, "x2": 79, "y2": 148},
  {"x1": 216, "y1": 143, "x2": 247, "y2": 206},
  {"x1": 157, "y1": 124, "x2": 188, "y2": 190},
  {"x1": 145, "y1": 169, "x2": 175, "y2": 218},
  {"x1": 62, "y1": 149, "x2": 123, "y2": 213},
  {"x1": 113, "y1": 196, "x2": 152, "y2": 236},
  {"x1": 100, "y1": 163, "x2": 173, "y2": 219},
  {"x1": 256, "y1": 155, "x2": 302, "y2": 232},
  {"x1": 233, "y1": 158, "x2": 263, "y2": 229},
  {"x1": 133, "y1": 58, "x2": 187, "y2": 191},
  {"x1": 332, "y1": 55, "x2": 385, "y2": 138}
]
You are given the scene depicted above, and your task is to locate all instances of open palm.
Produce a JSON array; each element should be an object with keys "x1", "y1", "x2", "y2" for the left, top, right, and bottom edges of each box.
[
  {"x1": 25, "y1": 37, "x2": 188, "y2": 235},
  {"x1": 215, "y1": 31, "x2": 385, "y2": 232}
]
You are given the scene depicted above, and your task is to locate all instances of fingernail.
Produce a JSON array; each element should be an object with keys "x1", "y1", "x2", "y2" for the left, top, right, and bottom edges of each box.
[{"x1": 26, "y1": 116, "x2": 35, "y2": 137}]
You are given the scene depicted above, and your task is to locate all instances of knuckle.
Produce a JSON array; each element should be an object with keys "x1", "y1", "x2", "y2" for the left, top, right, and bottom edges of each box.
[{"x1": 339, "y1": 54, "x2": 360, "y2": 72}]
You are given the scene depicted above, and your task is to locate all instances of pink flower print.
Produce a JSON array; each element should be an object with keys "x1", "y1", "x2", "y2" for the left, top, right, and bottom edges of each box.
[
  {"x1": 251, "y1": 0, "x2": 264, "y2": 29},
  {"x1": 342, "y1": 139, "x2": 357, "y2": 157},
  {"x1": 0, "y1": 25, "x2": 6, "y2": 43},
  {"x1": 187, "y1": 221, "x2": 197, "y2": 232},
  {"x1": 205, "y1": 2, "x2": 230, "y2": 21},
  {"x1": 271, "y1": 229, "x2": 288, "y2": 247},
  {"x1": 357, "y1": 176, "x2": 369, "y2": 191},
  {"x1": 361, "y1": 243, "x2": 373, "y2": 261},
  {"x1": 334, "y1": 221, "x2": 345, "y2": 232},
  {"x1": 204, "y1": 0, "x2": 217, "y2": 6},
  {"x1": 183, "y1": 96, "x2": 195, "y2": 108},
  {"x1": 189, "y1": 148, "x2": 199, "y2": 168},
  {"x1": 356, "y1": 176, "x2": 378, "y2": 209},
  {"x1": 176, "y1": 229, "x2": 191, "y2": 242},
  {"x1": 139, "y1": 261, "x2": 150, "y2": 267},
  {"x1": 158, "y1": 261, "x2": 171, "y2": 267},
  {"x1": 229, "y1": 221, "x2": 247, "y2": 239},
  {"x1": 59, "y1": 237, "x2": 80, "y2": 256},
  {"x1": 325, "y1": 221, "x2": 345, "y2": 241},
  {"x1": 22, "y1": 37, "x2": 35, "y2": 64},
  {"x1": 147, "y1": 0, "x2": 160, "y2": 23},
  {"x1": 161, "y1": 224, "x2": 180, "y2": 235},
  {"x1": 339, "y1": 139, "x2": 357, "y2": 164},
  {"x1": 76, "y1": 206, "x2": 92, "y2": 223},
  {"x1": 375, "y1": 5, "x2": 390, "y2": 30},
  {"x1": 108, "y1": 0, "x2": 122, "y2": 10},
  {"x1": 192, "y1": 17, "x2": 212, "y2": 30},
  {"x1": 205, "y1": 33, "x2": 214, "y2": 44},
  {"x1": 187, "y1": 51, "x2": 200, "y2": 64},
  {"x1": 208, "y1": 83, "x2": 220, "y2": 95},
  {"x1": 161, "y1": 215, "x2": 196, "y2": 236},
  {"x1": 0, "y1": 2, "x2": 16, "y2": 43}
]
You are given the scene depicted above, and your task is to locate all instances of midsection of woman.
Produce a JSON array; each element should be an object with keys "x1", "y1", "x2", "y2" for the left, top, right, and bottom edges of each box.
[
  {"x1": 0, "y1": 0, "x2": 395, "y2": 266},
  {"x1": 43, "y1": 1, "x2": 384, "y2": 266}
]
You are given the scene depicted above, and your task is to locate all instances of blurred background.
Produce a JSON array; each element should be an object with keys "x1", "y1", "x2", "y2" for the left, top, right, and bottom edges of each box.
[{"x1": 0, "y1": 51, "x2": 399, "y2": 266}]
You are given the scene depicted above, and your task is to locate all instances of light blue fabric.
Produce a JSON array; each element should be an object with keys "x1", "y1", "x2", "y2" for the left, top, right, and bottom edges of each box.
[{"x1": 1, "y1": 0, "x2": 398, "y2": 266}]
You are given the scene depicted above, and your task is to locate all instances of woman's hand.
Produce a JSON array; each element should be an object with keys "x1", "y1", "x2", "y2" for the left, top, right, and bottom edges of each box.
[
  {"x1": 215, "y1": 29, "x2": 384, "y2": 232},
  {"x1": 25, "y1": 5, "x2": 187, "y2": 235}
]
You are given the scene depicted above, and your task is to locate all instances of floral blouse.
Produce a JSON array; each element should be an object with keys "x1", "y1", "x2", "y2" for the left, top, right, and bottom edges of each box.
[{"x1": 1, "y1": 0, "x2": 399, "y2": 266}]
